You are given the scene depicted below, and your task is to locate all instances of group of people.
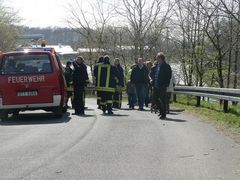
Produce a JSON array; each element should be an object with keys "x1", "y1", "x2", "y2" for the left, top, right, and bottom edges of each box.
[
  {"x1": 127, "y1": 52, "x2": 173, "y2": 119},
  {"x1": 64, "y1": 52, "x2": 174, "y2": 119},
  {"x1": 64, "y1": 55, "x2": 124, "y2": 115}
]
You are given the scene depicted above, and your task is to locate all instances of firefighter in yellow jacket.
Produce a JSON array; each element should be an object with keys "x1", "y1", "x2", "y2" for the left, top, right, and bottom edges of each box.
[
  {"x1": 94, "y1": 56, "x2": 104, "y2": 109},
  {"x1": 93, "y1": 55, "x2": 120, "y2": 114}
]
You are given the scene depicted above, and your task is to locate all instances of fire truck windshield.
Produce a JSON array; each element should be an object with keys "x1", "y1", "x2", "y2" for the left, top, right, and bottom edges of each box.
[{"x1": 0, "y1": 54, "x2": 52, "y2": 75}]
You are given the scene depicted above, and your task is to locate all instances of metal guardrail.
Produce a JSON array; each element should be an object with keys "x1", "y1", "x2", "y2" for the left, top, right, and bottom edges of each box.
[
  {"x1": 173, "y1": 86, "x2": 240, "y2": 113},
  {"x1": 85, "y1": 84, "x2": 240, "y2": 113},
  {"x1": 85, "y1": 84, "x2": 96, "y2": 95}
]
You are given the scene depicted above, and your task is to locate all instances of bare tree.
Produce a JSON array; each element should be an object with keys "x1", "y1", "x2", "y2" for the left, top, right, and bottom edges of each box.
[
  {"x1": 233, "y1": 3, "x2": 240, "y2": 89},
  {"x1": 219, "y1": 0, "x2": 240, "y2": 89},
  {"x1": 91, "y1": 0, "x2": 115, "y2": 51},
  {"x1": 66, "y1": 0, "x2": 94, "y2": 56},
  {"x1": 107, "y1": 26, "x2": 132, "y2": 74},
  {"x1": 173, "y1": 0, "x2": 209, "y2": 86},
  {"x1": 196, "y1": 0, "x2": 233, "y2": 88},
  {"x1": 65, "y1": 0, "x2": 115, "y2": 75},
  {"x1": 202, "y1": 0, "x2": 240, "y2": 88},
  {"x1": 219, "y1": 0, "x2": 240, "y2": 23},
  {"x1": 115, "y1": 0, "x2": 174, "y2": 60}
]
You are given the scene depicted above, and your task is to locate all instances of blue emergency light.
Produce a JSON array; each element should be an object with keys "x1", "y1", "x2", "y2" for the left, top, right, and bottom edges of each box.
[{"x1": 15, "y1": 47, "x2": 55, "y2": 53}]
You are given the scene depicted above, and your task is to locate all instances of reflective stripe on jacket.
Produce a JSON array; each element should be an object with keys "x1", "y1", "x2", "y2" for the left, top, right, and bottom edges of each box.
[{"x1": 94, "y1": 63, "x2": 119, "y2": 92}]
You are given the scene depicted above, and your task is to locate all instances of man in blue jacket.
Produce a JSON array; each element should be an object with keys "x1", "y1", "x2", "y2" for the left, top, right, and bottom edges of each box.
[
  {"x1": 130, "y1": 58, "x2": 150, "y2": 110},
  {"x1": 150, "y1": 52, "x2": 172, "y2": 119}
]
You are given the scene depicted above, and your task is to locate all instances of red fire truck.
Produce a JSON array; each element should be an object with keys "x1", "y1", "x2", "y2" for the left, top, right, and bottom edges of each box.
[{"x1": 0, "y1": 47, "x2": 67, "y2": 120}]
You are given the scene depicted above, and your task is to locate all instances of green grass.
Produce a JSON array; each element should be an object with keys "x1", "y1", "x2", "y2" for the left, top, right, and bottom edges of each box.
[{"x1": 173, "y1": 95, "x2": 240, "y2": 128}]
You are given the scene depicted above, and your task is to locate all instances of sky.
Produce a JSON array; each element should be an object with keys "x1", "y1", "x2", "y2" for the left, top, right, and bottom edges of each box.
[
  {"x1": 4, "y1": 0, "x2": 122, "y2": 28},
  {"x1": 4, "y1": 0, "x2": 70, "y2": 27}
]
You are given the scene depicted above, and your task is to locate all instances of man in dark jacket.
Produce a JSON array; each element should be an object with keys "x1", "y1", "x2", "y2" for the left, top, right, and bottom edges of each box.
[
  {"x1": 150, "y1": 52, "x2": 172, "y2": 119},
  {"x1": 130, "y1": 58, "x2": 149, "y2": 110},
  {"x1": 72, "y1": 56, "x2": 89, "y2": 115},
  {"x1": 94, "y1": 55, "x2": 119, "y2": 114}
]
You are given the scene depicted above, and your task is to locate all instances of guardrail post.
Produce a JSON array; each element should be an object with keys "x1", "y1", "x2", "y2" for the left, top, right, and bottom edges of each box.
[
  {"x1": 173, "y1": 94, "x2": 177, "y2": 102},
  {"x1": 223, "y1": 100, "x2": 228, "y2": 113},
  {"x1": 196, "y1": 96, "x2": 201, "y2": 107}
]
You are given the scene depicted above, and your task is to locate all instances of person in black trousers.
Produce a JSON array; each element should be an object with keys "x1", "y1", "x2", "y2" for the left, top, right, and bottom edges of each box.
[
  {"x1": 64, "y1": 61, "x2": 73, "y2": 108},
  {"x1": 150, "y1": 52, "x2": 172, "y2": 119},
  {"x1": 94, "y1": 56, "x2": 104, "y2": 109},
  {"x1": 72, "y1": 56, "x2": 89, "y2": 115},
  {"x1": 94, "y1": 56, "x2": 120, "y2": 114},
  {"x1": 113, "y1": 58, "x2": 124, "y2": 108},
  {"x1": 130, "y1": 58, "x2": 150, "y2": 110}
]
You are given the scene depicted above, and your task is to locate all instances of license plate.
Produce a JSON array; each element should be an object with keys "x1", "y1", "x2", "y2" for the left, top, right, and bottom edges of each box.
[{"x1": 17, "y1": 91, "x2": 38, "y2": 97}]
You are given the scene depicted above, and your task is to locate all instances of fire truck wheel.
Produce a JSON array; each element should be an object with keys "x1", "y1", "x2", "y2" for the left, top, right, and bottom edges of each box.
[
  {"x1": 62, "y1": 106, "x2": 67, "y2": 113},
  {"x1": 53, "y1": 107, "x2": 63, "y2": 118},
  {"x1": 0, "y1": 112, "x2": 8, "y2": 121},
  {"x1": 12, "y1": 111, "x2": 19, "y2": 117}
]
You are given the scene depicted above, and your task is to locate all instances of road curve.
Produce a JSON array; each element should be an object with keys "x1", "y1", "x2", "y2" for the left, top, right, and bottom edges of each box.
[{"x1": 0, "y1": 98, "x2": 240, "y2": 180}]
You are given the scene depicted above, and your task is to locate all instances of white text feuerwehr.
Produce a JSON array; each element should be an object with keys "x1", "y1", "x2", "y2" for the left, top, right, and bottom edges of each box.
[{"x1": 7, "y1": 76, "x2": 45, "y2": 83}]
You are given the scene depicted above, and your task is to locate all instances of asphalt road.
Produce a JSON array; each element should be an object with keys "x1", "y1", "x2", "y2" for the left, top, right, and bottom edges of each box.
[{"x1": 0, "y1": 98, "x2": 240, "y2": 180}]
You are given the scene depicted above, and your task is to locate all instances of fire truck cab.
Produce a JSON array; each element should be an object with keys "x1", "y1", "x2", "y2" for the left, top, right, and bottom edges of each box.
[{"x1": 0, "y1": 48, "x2": 67, "y2": 120}]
